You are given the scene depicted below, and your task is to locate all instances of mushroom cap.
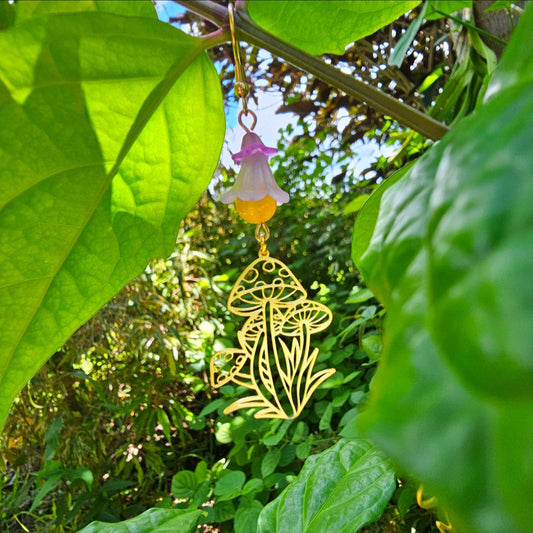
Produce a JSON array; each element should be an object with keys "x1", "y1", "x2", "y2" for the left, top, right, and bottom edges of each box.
[
  {"x1": 210, "y1": 348, "x2": 249, "y2": 388},
  {"x1": 228, "y1": 257, "x2": 307, "y2": 316},
  {"x1": 237, "y1": 313, "x2": 265, "y2": 352},
  {"x1": 279, "y1": 300, "x2": 332, "y2": 336}
]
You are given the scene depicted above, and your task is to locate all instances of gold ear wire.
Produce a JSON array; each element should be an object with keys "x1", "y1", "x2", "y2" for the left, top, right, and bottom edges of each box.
[
  {"x1": 228, "y1": 2, "x2": 257, "y2": 131},
  {"x1": 228, "y1": 3, "x2": 247, "y2": 103}
]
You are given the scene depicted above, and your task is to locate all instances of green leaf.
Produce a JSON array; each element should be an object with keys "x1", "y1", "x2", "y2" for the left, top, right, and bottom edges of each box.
[
  {"x1": 295, "y1": 437, "x2": 312, "y2": 460},
  {"x1": 0, "y1": 0, "x2": 15, "y2": 29},
  {"x1": 361, "y1": 335, "x2": 382, "y2": 362},
  {"x1": 247, "y1": 1, "x2": 421, "y2": 55},
  {"x1": 263, "y1": 472, "x2": 285, "y2": 489},
  {"x1": 484, "y1": 0, "x2": 513, "y2": 12},
  {"x1": 195, "y1": 461, "x2": 208, "y2": 483},
  {"x1": 342, "y1": 194, "x2": 370, "y2": 215},
  {"x1": 43, "y1": 416, "x2": 63, "y2": 462},
  {"x1": 199, "y1": 398, "x2": 229, "y2": 417},
  {"x1": 30, "y1": 468, "x2": 64, "y2": 512},
  {"x1": 0, "y1": 4, "x2": 224, "y2": 429},
  {"x1": 190, "y1": 481, "x2": 211, "y2": 509},
  {"x1": 318, "y1": 403, "x2": 333, "y2": 431},
  {"x1": 344, "y1": 286, "x2": 374, "y2": 304},
  {"x1": 291, "y1": 421, "x2": 308, "y2": 443},
  {"x1": 242, "y1": 478, "x2": 264, "y2": 496},
  {"x1": 331, "y1": 389, "x2": 350, "y2": 408},
  {"x1": 263, "y1": 420, "x2": 292, "y2": 446},
  {"x1": 235, "y1": 500, "x2": 264, "y2": 533},
  {"x1": 93, "y1": 0, "x2": 157, "y2": 18},
  {"x1": 157, "y1": 409, "x2": 172, "y2": 443},
  {"x1": 428, "y1": 50, "x2": 476, "y2": 124},
  {"x1": 64, "y1": 466, "x2": 93, "y2": 490},
  {"x1": 14, "y1": 0, "x2": 157, "y2": 22},
  {"x1": 261, "y1": 448, "x2": 281, "y2": 478},
  {"x1": 214, "y1": 470, "x2": 246, "y2": 501},
  {"x1": 351, "y1": 162, "x2": 414, "y2": 301},
  {"x1": 258, "y1": 439, "x2": 395, "y2": 533},
  {"x1": 352, "y1": 6, "x2": 533, "y2": 532},
  {"x1": 210, "y1": 500, "x2": 236, "y2": 522},
  {"x1": 279, "y1": 445, "x2": 296, "y2": 467},
  {"x1": 397, "y1": 484, "x2": 417, "y2": 517},
  {"x1": 338, "y1": 421, "x2": 359, "y2": 440},
  {"x1": 388, "y1": 1, "x2": 428, "y2": 67},
  {"x1": 78, "y1": 508, "x2": 203, "y2": 533},
  {"x1": 425, "y1": 0, "x2": 472, "y2": 20},
  {"x1": 172, "y1": 470, "x2": 198, "y2": 499}
]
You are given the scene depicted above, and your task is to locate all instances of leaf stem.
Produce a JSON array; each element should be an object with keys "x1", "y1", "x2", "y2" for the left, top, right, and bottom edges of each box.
[
  {"x1": 175, "y1": 0, "x2": 450, "y2": 141},
  {"x1": 201, "y1": 28, "x2": 230, "y2": 48},
  {"x1": 435, "y1": 10, "x2": 508, "y2": 46}
]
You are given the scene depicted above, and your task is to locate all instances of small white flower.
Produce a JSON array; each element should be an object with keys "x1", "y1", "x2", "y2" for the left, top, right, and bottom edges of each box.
[{"x1": 221, "y1": 132, "x2": 289, "y2": 205}]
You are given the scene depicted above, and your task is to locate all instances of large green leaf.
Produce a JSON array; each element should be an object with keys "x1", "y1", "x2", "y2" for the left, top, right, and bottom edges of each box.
[
  {"x1": 247, "y1": 1, "x2": 420, "y2": 55},
  {"x1": 257, "y1": 439, "x2": 395, "y2": 533},
  {"x1": 78, "y1": 508, "x2": 203, "y2": 533},
  {"x1": 352, "y1": 5, "x2": 533, "y2": 532},
  {"x1": 351, "y1": 161, "x2": 414, "y2": 301},
  {"x1": 13, "y1": 0, "x2": 158, "y2": 21},
  {"x1": 0, "y1": 3, "x2": 224, "y2": 429}
]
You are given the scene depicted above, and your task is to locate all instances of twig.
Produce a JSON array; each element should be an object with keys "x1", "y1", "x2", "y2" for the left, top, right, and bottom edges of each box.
[{"x1": 176, "y1": 0, "x2": 450, "y2": 141}]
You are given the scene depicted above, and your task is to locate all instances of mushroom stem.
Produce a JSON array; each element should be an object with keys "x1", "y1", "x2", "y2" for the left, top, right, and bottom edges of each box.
[
  {"x1": 258, "y1": 303, "x2": 286, "y2": 416},
  {"x1": 294, "y1": 324, "x2": 311, "y2": 416},
  {"x1": 267, "y1": 302, "x2": 297, "y2": 417}
]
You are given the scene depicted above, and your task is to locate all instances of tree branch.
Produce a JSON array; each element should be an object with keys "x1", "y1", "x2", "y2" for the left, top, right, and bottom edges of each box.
[
  {"x1": 201, "y1": 28, "x2": 230, "y2": 48},
  {"x1": 176, "y1": 0, "x2": 226, "y2": 26},
  {"x1": 176, "y1": 0, "x2": 450, "y2": 141}
]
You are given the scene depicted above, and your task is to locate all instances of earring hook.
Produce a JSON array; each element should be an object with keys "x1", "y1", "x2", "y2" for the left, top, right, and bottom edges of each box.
[{"x1": 228, "y1": 3, "x2": 249, "y2": 111}]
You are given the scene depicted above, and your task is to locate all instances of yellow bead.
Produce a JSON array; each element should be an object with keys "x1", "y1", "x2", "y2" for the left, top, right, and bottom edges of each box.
[{"x1": 236, "y1": 195, "x2": 277, "y2": 224}]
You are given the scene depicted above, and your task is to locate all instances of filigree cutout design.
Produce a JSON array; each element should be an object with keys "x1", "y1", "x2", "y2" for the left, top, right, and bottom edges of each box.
[{"x1": 210, "y1": 256, "x2": 335, "y2": 419}]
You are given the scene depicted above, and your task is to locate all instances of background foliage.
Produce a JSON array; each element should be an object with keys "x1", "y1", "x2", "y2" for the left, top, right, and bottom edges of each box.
[{"x1": 1, "y1": 1, "x2": 529, "y2": 532}]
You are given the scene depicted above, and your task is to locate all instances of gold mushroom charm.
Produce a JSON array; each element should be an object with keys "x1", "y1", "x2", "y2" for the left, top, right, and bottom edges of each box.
[{"x1": 210, "y1": 255, "x2": 335, "y2": 419}]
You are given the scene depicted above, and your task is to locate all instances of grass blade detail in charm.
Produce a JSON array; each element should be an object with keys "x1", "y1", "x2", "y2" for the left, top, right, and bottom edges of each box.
[{"x1": 210, "y1": 255, "x2": 335, "y2": 419}]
